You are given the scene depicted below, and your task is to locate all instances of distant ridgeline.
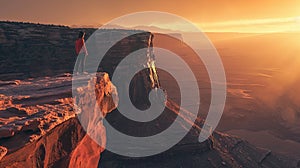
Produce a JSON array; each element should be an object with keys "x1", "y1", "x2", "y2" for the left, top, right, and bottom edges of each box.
[{"x1": 0, "y1": 21, "x2": 152, "y2": 80}]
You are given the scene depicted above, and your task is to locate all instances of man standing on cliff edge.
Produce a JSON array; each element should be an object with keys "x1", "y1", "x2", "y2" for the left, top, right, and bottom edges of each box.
[{"x1": 75, "y1": 31, "x2": 88, "y2": 74}]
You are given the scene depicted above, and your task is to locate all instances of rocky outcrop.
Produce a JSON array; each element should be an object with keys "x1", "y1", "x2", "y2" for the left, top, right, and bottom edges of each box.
[
  {"x1": 98, "y1": 100, "x2": 298, "y2": 168},
  {"x1": 0, "y1": 75, "x2": 76, "y2": 156},
  {"x1": 69, "y1": 72, "x2": 118, "y2": 168},
  {"x1": 0, "y1": 72, "x2": 118, "y2": 167},
  {"x1": 0, "y1": 22, "x2": 298, "y2": 168},
  {"x1": 0, "y1": 117, "x2": 85, "y2": 168},
  {"x1": 0, "y1": 21, "x2": 156, "y2": 167}
]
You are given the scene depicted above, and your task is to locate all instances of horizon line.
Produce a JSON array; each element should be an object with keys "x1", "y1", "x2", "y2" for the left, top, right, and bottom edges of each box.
[{"x1": 1, "y1": 20, "x2": 300, "y2": 34}]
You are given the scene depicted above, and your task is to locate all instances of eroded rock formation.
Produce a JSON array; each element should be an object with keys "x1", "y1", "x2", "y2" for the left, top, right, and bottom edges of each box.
[
  {"x1": 69, "y1": 73, "x2": 118, "y2": 168},
  {"x1": 0, "y1": 72, "x2": 118, "y2": 167},
  {"x1": 0, "y1": 22, "x2": 298, "y2": 168}
]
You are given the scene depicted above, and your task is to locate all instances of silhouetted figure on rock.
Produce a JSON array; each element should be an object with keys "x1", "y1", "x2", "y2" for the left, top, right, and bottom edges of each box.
[{"x1": 74, "y1": 31, "x2": 88, "y2": 74}]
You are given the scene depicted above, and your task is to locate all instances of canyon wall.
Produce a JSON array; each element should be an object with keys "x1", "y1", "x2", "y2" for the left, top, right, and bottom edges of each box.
[
  {"x1": 0, "y1": 22, "x2": 298, "y2": 168},
  {"x1": 0, "y1": 21, "x2": 95, "y2": 80}
]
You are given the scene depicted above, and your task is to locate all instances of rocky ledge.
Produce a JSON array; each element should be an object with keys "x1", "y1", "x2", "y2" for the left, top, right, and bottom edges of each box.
[
  {"x1": 0, "y1": 73, "x2": 298, "y2": 168},
  {"x1": 0, "y1": 72, "x2": 118, "y2": 167},
  {"x1": 0, "y1": 21, "x2": 298, "y2": 168}
]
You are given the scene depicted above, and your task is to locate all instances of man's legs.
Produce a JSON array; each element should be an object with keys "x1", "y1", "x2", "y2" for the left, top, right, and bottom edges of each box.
[
  {"x1": 82, "y1": 54, "x2": 86, "y2": 73},
  {"x1": 74, "y1": 53, "x2": 84, "y2": 74}
]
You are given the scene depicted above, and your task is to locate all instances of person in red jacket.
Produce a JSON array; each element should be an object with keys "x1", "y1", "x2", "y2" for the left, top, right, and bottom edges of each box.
[{"x1": 74, "y1": 31, "x2": 88, "y2": 74}]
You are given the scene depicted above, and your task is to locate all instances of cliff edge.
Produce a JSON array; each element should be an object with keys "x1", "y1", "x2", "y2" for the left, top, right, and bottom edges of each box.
[{"x1": 0, "y1": 22, "x2": 298, "y2": 168}]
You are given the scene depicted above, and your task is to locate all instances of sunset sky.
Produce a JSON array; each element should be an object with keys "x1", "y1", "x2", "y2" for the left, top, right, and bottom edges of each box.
[{"x1": 0, "y1": 0, "x2": 300, "y2": 33}]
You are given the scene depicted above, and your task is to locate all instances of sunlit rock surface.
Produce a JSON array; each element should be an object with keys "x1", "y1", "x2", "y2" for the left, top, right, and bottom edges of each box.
[
  {"x1": 0, "y1": 22, "x2": 298, "y2": 168},
  {"x1": 0, "y1": 73, "x2": 118, "y2": 167},
  {"x1": 69, "y1": 73, "x2": 118, "y2": 168}
]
